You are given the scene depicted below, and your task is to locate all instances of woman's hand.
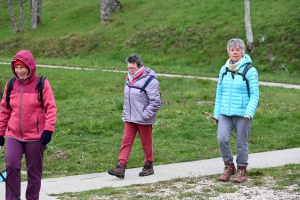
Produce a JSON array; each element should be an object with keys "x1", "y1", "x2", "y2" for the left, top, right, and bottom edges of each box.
[
  {"x1": 0, "y1": 136, "x2": 5, "y2": 147},
  {"x1": 244, "y1": 115, "x2": 250, "y2": 121}
]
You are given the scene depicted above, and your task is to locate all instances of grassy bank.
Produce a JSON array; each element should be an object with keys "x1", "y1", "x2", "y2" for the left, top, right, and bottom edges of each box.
[
  {"x1": 0, "y1": 0, "x2": 299, "y2": 197},
  {"x1": 0, "y1": 0, "x2": 299, "y2": 83}
]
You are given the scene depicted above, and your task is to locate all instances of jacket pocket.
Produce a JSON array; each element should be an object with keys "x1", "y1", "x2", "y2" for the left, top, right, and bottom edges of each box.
[{"x1": 36, "y1": 118, "x2": 39, "y2": 134}]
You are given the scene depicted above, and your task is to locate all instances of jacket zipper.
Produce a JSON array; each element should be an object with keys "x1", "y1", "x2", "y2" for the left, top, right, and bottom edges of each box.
[
  {"x1": 229, "y1": 75, "x2": 233, "y2": 115},
  {"x1": 20, "y1": 82, "x2": 24, "y2": 139}
]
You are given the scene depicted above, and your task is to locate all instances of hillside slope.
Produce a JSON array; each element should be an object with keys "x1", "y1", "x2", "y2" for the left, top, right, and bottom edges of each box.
[{"x1": 0, "y1": 0, "x2": 299, "y2": 77}]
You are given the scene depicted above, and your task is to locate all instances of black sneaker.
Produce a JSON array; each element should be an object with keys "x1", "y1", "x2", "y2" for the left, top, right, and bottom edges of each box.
[
  {"x1": 107, "y1": 164, "x2": 126, "y2": 179},
  {"x1": 139, "y1": 161, "x2": 154, "y2": 176}
]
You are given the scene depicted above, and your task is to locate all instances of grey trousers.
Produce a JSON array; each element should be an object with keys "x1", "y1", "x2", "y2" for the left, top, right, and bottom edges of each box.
[{"x1": 217, "y1": 114, "x2": 252, "y2": 167}]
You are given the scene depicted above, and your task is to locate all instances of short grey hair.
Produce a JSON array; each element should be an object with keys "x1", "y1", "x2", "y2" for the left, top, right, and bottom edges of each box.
[
  {"x1": 227, "y1": 38, "x2": 246, "y2": 55},
  {"x1": 125, "y1": 53, "x2": 143, "y2": 68}
]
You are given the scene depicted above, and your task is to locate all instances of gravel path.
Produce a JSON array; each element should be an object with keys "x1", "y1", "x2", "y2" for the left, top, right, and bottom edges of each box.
[{"x1": 94, "y1": 176, "x2": 300, "y2": 200}]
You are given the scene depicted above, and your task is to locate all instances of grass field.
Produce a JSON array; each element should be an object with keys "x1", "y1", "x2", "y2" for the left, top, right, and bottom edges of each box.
[
  {"x1": 0, "y1": 64, "x2": 299, "y2": 179},
  {"x1": 1, "y1": 64, "x2": 299, "y2": 198},
  {"x1": 0, "y1": 0, "x2": 299, "y2": 198}
]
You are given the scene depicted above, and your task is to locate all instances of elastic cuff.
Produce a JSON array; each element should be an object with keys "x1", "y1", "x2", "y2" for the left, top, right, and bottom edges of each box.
[{"x1": 44, "y1": 125, "x2": 55, "y2": 132}]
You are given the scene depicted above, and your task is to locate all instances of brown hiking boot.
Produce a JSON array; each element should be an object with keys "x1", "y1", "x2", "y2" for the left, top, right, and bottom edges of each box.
[
  {"x1": 139, "y1": 161, "x2": 154, "y2": 177},
  {"x1": 107, "y1": 163, "x2": 126, "y2": 179},
  {"x1": 233, "y1": 166, "x2": 247, "y2": 183},
  {"x1": 220, "y1": 162, "x2": 236, "y2": 182}
]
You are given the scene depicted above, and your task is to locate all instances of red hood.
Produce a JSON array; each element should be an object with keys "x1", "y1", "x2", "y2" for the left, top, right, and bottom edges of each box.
[{"x1": 11, "y1": 50, "x2": 36, "y2": 81}]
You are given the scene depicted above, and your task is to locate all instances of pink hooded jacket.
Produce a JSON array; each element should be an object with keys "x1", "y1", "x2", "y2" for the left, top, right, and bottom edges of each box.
[{"x1": 0, "y1": 50, "x2": 57, "y2": 141}]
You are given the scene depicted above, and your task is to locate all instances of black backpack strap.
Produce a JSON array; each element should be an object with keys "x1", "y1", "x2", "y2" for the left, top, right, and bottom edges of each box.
[
  {"x1": 241, "y1": 64, "x2": 252, "y2": 80},
  {"x1": 6, "y1": 77, "x2": 16, "y2": 108},
  {"x1": 220, "y1": 64, "x2": 252, "y2": 98},
  {"x1": 35, "y1": 76, "x2": 46, "y2": 108},
  {"x1": 241, "y1": 64, "x2": 252, "y2": 98},
  {"x1": 219, "y1": 67, "x2": 230, "y2": 85}
]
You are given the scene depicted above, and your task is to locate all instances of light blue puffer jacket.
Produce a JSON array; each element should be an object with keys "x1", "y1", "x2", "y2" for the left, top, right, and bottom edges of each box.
[
  {"x1": 122, "y1": 68, "x2": 161, "y2": 125},
  {"x1": 214, "y1": 54, "x2": 260, "y2": 119}
]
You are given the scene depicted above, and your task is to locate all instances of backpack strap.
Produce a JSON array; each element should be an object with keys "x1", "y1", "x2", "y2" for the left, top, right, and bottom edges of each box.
[
  {"x1": 6, "y1": 77, "x2": 16, "y2": 108},
  {"x1": 35, "y1": 76, "x2": 46, "y2": 108},
  {"x1": 219, "y1": 67, "x2": 232, "y2": 85},
  {"x1": 140, "y1": 75, "x2": 155, "y2": 92},
  {"x1": 219, "y1": 64, "x2": 252, "y2": 98},
  {"x1": 126, "y1": 76, "x2": 155, "y2": 93},
  {"x1": 238, "y1": 64, "x2": 252, "y2": 98},
  {"x1": 237, "y1": 64, "x2": 252, "y2": 80}
]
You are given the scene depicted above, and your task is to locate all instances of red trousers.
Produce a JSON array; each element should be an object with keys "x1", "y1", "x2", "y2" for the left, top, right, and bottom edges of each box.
[{"x1": 118, "y1": 122, "x2": 153, "y2": 166}]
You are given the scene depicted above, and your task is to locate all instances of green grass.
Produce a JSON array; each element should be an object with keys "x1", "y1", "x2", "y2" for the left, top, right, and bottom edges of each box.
[
  {"x1": 0, "y1": 0, "x2": 299, "y2": 198},
  {"x1": 0, "y1": 64, "x2": 299, "y2": 179},
  {"x1": 0, "y1": 0, "x2": 299, "y2": 84}
]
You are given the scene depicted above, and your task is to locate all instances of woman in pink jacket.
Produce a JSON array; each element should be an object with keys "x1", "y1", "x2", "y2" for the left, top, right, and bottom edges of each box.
[{"x1": 0, "y1": 50, "x2": 57, "y2": 200}]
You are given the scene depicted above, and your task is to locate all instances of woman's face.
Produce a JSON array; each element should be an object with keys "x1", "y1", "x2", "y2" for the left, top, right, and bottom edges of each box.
[
  {"x1": 127, "y1": 62, "x2": 139, "y2": 75},
  {"x1": 229, "y1": 46, "x2": 243, "y2": 64},
  {"x1": 14, "y1": 65, "x2": 29, "y2": 79}
]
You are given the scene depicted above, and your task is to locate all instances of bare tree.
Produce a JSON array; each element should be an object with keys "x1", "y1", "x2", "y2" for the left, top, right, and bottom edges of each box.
[
  {"x1": 7, "y1": 0, "x2": 42, "y2": 32},
  {"x1": 7, "y1": 0, "x2": 18, "y2": 34},
  {"x1": 111, "y1": 0, "x2": 121, "y2": 12},
  {"x1": 30, "y1": 0, "x2": 38, "y2": 29},
  {"x1": 100, "y1": 0, "x2": 122, "y2": 23},
  {"x1": 37, "y1": 0, "x2": 42, "y2": 23},
  {"x1": 100, "y1": 0, "x2": 111, "y2": 23},
  {"x1": 244, "y1": 0, "x2": 254, "y2": 52},
  {"x1": 20, "y1": 0, "x2": 24, "y2": 31}
]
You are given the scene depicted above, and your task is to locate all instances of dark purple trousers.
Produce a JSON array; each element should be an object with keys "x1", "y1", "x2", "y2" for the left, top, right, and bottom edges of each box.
[{"x1": 5, "y1": 137, "x2": 46, "y2": 200}]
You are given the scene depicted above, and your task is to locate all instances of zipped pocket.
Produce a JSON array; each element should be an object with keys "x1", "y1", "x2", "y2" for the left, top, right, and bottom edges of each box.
[{"x1": 36, "y1": 118, "x2": 39, "y2": 134}]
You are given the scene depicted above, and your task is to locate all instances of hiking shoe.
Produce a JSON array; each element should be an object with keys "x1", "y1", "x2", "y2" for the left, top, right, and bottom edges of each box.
[
  {"x1": 107, "y1": 163, "x2": 126, "y2": 179},
  {"x1": 233, "y1": 166, "x2": 247, "y2": 183},
  {"x1": 220, "y1": 162, "x2": 236, "y2": 182},
  {"x1": 139, "y1": 161, "x2": 154, "y2": 177}
]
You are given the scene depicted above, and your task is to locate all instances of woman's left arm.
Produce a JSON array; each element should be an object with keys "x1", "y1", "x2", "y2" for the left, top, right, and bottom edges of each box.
[
  {"x1": 245, "y1": 68, "x2": 260, "y2": 118},
  {"x1": 42, "y1": 79, "x2": 57, "y2": 132},
  {"x1": 143, "y1": 80, "x2": 161, "y2": 119}
]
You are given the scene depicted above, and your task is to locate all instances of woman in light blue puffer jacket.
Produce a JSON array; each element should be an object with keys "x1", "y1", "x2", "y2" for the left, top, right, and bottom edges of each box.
[
  {"x1": 108, "y1": 54, "x2": 161, "y2": 179},
  {"x1": 213, "y1": 38, "x2": 260, "y2": 183}
]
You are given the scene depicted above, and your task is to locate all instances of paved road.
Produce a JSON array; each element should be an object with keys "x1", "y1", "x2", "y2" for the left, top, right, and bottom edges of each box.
[{"x1": 0, "y1": 148, "x2": 299, "y2": 199}]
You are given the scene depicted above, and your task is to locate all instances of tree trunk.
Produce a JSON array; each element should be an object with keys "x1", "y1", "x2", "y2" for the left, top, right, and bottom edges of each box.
[
  {"x1": 111, "y1": 0, "x2": 121, "y2": 12},
  {"x1": 244, "y1": 0, "x2": 254, "y2": 52},
  {"x1": 37, "y1": 0, "x2": 42, "y2": 24},
  {"x1": 30, "y1": 0, "x2": 38, "y2": 29},
  {"x1": 20, "y1": 0, "x2": 24, "y2": 31},
  {"x1": 7, "y1": 0, "x2": 18, "y2": 34},
  {"x1": 100, "y1": 0, "x2": 111, "y2": 23}
]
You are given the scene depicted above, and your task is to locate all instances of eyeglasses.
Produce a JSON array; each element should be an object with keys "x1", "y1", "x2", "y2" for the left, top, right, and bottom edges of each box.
[{"x1": 127, "y1": 66, "x2": 138, "y2": 70}]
